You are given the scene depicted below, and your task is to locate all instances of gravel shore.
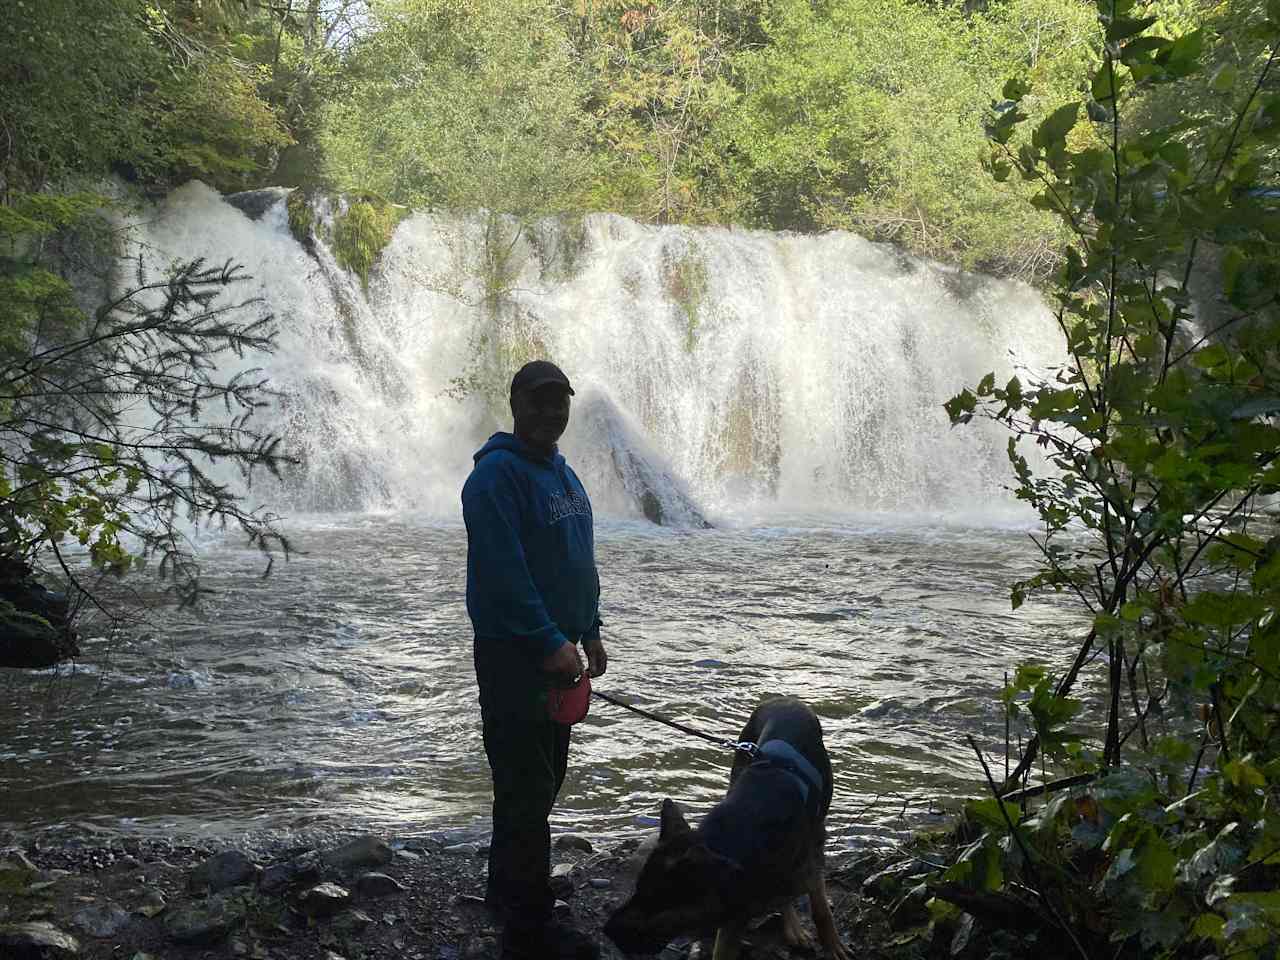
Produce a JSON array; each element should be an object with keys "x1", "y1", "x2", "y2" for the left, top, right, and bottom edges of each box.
[{"x1": 0, "y1": 826, "x2": 924, "y2": 960}]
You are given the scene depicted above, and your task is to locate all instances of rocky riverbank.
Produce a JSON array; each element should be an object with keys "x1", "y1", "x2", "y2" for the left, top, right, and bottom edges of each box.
[{"x1": 0, "y1": 827, "x2": 957, "y2": 960}]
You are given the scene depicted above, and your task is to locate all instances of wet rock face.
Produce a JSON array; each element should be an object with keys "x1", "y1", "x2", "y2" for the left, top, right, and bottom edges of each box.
[
  {"x1": 0, "y1": 921, "x2": 81, "y2": 958},
  {"x1": 224, "y1": 188, "x2": 290, "y2": 221}
]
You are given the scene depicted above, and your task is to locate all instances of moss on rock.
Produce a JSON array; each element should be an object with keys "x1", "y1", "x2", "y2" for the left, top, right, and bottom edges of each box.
[
  {"x1": 286, "y1": 189, "x2": 316, "y2": 249},
  {"x1": 332, "y1": 196, "x2": 404, "y2": 290}
]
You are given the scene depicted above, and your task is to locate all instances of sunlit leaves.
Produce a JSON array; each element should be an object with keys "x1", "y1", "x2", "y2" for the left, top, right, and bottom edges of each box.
[{"x1": 943, "y1": 4, "x2": 1280, "y2": 956}]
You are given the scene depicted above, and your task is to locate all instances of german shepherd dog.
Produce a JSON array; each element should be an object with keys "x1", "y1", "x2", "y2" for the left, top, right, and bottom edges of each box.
[{"x1": 604, "y1": 697, "x2": 850, "y2": 959}]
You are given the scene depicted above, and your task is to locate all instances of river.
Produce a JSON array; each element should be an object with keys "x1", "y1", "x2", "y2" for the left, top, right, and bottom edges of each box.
[
  {"x1": 1, "y1": 512, "x2": 1083, "y2": 848},
  {"x1": 1, "y1": 183, "x2": 1081, "y2": 848}
]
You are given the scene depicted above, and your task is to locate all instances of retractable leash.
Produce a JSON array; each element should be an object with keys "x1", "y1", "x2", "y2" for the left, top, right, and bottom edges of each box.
[{"x1": 590, "y1": 688, "x2": 759, "y2": 760}]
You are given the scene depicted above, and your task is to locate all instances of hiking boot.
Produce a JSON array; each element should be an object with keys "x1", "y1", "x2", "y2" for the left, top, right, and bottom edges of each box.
[{"x1": 500, "y1": 919, "x2": 599, "y2": 960}]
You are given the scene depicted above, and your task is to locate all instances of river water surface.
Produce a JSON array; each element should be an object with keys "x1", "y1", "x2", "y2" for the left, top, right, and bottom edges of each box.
[{"x1": 1, "y1": 512, "x2": 1085, "y2": 849}]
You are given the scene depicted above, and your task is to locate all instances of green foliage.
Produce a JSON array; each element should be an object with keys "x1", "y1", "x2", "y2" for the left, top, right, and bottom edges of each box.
[
  {"x1": 573, "y1": 0, "x2": 767, "y2": 224},
  {"x1": 941, "y1": 0, "x2": 1280, "y2": 955},
  {"x1": 662, "y1": 244, "x2": 709, "y2": 352},
  {"x1": 331, "y1": 197, "x2": 403, "y2": 289},
  {"x1": 318, "y1": 0, "x2": 593, "y2": 217},
  {"x1": 308, "y1": 0, "x2": 1109, "y2": 277},
  {"x1": 0, "y1": 191, "x2": 108, "y2": 359},
  {"x1": 703, "y1": 0, "x2": 1099, "y2": 273},
  {"x1": 1, "y1": 0, "x2": 291, "y2": 194},
  {"x1": 141, "y1": 53, "x2": 293, "y2": 191},
  {"x1": 286, "y1": 188, "x2": 317, "y2": 247}
]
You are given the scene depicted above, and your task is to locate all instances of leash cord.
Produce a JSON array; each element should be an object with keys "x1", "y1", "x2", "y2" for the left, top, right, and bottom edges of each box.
[{"x1": 591, "y1": 688, "x2": 755, "y2": 756}]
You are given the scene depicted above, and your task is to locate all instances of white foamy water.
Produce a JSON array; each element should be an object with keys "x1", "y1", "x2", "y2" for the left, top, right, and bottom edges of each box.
[{"x1": 124, "y1": 181, "x2": 1063, "y2": 523}]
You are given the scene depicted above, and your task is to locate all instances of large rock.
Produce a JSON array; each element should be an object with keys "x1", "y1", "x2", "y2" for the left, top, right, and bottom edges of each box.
[
  {"x1": 321, "y1": 837, "x2": 393, "y2": 873},
  {"x1": 0, "y1": 559, "x2": 78, "y2": 668},
  {"x1": 0, "y1": 922, "x2": 80, "y2": 958},
  {"x1": 0, "y1": 849, "x2": 39, "y2": 872},
  {"x1": 553, "y1": 835, "x2": 593, "y2": 854},
  {"x1": 188, "y1": 850, "x2": 259, "y2": 893},
  {"x1": 70, "y1": 901, "x2": 130, "y2": 938},
  {"x1": 165, "y1": 896, "x2": 238, "y2": 945},
  {"x1": 331, "y1": 908, "x2": 373, "y2": 936},
  {"x1": 134, "y1": 890, "x2": 166, "y2": 919},
  {"x1": 298, "y1": 882, "x2": 351, "y2": 918},
  {"x1": 355, "y1": 872, "x2": 404, "y2": 899},
  {"x1": 259, "y1": 850, "x2": 322, "y2": 894},
  {"x1": 0, "y1": 853, "x2": 37, "y2": 894}
]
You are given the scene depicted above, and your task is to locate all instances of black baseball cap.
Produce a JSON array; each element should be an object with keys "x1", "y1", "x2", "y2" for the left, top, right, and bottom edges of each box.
[{"x1": 510, "y1": 360, "x2": 575, "y2": 397}]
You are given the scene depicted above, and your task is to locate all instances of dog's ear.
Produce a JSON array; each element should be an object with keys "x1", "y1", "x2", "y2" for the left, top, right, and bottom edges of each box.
[{"x1": 659, "y1": 798, "x2": 690, "y2": 840}]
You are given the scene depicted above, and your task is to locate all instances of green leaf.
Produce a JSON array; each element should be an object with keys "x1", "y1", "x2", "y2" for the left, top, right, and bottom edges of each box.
[
  {"x1": 1192, "y1": 913, "x2": 1225, "y2": 942},
  {"x1": 1160, "y1": 29, "x2": 1205, "y2": 75},
  {"x1": 1106, "y1": 15, "x2": 1158, "y2": 42},
  {"x1": 1092, "y1": 65, "x2": 1123, "y2": 103},
  {"x1": 1121, "y1": 35, "x2": 1172, "y2": 64},
  {"x1": 966, "y1": 797, "x2": 1021, "y2": 833},
  {"x1": 1003, "y1": 376, "x2": 1024, "y2": 410},
  {"x1": 1212, "y1": 63, "x2": 1239, "y2": 93},
  {"x1": 1002, "y1": 77, "x2": 1031, "y2": 101},
  {"x1": 945, "y1": 389, "x2": 978, "y2": 425},
  {"x1": 1034, "y1": 103, "x2": 1079, "y2": 150}
]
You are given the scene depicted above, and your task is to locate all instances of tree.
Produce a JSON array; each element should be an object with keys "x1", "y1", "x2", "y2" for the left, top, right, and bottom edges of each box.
[
  {"x1": 1, "y1": 194, "x2": 293, "y2": 666},
  {"x1": 0, "y1": 0, "x2": 292, "y2": 196},
  {"x1": 567, "y1": 0, "x2": 768, "y2": 223},
  {"x1": 709, "y1": 0, "x2": 1098, "y2": 276},
  {"x1": 318, "y1": 0, "x2": 594, "y2": 217},
  {"x1": 940, "y1": 0, "x2": 1280, "y2": 952}
]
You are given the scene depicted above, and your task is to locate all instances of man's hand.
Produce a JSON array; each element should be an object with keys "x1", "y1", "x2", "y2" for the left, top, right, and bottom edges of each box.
[
  {"x1": 582, "y1": 635, "x2": 608, "y2": 678},
  {"x1": 542, "y1": 641, "x2": 584, "y2": 680}
]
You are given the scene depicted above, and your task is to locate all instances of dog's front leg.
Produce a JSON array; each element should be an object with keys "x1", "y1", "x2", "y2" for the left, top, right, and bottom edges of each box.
[
  {"x1": 711, "y1": 919, "x2": 746, "y2": 960},
  {"x1": 808, "y1": 874, "x2": 852, "y2": 960}
]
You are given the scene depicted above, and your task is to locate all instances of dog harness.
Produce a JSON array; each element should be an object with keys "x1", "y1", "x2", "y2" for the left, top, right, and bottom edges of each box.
[{"x1": 755, "y1": 740, "x2": 823, "y2": 806}]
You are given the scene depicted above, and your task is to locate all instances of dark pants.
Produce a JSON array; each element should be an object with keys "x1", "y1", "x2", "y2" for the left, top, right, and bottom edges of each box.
[{"x1": 474, "y1": 636, "x2": 571, "y2": 933}]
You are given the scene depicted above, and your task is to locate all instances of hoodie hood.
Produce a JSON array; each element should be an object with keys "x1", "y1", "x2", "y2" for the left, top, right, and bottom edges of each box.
[{"x1": 474, "y1": 431, "x2": 564, "y2": 467}]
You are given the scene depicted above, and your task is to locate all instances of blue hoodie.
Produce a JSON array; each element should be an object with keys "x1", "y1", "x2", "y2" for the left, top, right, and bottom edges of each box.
[{"x1": 462, "y1": 432, "x2": 601, "y2": 658}]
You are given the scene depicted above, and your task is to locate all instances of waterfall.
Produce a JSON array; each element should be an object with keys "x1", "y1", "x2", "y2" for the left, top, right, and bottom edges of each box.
[{"x1": 124, "y1": 181, "x2": 1064, "y2": 524}]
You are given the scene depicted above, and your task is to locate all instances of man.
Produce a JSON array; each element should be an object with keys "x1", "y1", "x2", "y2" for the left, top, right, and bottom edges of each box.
[{"x1": 462, "y1": 359, "x2": 607, "y2": 960}]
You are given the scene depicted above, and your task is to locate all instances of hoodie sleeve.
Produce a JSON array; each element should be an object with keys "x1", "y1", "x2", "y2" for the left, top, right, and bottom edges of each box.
[
  {"x1": 462, "y1": 463, "x2": 568, "y2": 658},
  {"x1": 582, "y1": 569, "x2": 602, "y2": 644}
]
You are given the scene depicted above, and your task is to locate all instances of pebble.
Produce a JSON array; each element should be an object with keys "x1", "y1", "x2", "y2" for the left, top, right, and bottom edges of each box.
[
  {"x1": 589, "y1": 878, "x2": 611, "y2": 890},
  {"x1": 443, "y1": 843, "x2": 480, "y2": 857}
]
